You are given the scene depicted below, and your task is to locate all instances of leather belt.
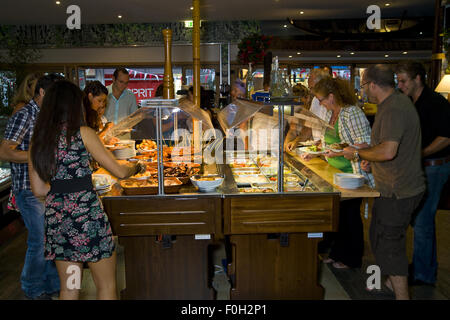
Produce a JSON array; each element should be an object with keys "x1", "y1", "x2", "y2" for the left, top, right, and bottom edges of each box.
[
  {"x1": 49, "y1": 175, "x2": 94, "y2": 194},
  {"x1": 423, "y1": 157, "x2": 450, "y2": 167}
]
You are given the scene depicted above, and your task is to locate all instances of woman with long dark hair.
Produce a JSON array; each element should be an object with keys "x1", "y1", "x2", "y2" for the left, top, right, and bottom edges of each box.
[
  {"x1": 29, "y1": 80, "x2": 145, "y2": 300},
  {"x1": 83, "y1": 80, "x2": 115, "y2": 142}
]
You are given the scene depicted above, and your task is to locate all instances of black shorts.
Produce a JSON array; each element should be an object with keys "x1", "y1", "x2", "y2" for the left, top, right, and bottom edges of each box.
[{"x1": 370, "y1": 192, "x2": 424, "y2": 276}]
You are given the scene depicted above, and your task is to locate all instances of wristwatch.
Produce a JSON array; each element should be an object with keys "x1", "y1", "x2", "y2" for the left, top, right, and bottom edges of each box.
[{"x1": 352, "y1": 149, "x2": 360, "y2": 161}]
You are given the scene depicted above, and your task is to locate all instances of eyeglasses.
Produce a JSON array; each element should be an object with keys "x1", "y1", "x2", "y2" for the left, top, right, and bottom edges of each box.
[{"x1": 360, "y1": 81, "x2": 371, "y2": 89}]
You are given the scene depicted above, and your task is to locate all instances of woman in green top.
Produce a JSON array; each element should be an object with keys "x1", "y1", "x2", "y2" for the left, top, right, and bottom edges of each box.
[{"x1": 308, "y1": 77, "x2": 374, "y2": 269}]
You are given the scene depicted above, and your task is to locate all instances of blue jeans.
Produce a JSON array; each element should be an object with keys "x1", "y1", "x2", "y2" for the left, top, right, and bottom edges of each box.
[
  {"x1": 15, "y1": 190, "x2": 60, "y2": 298},
  {"x1": 411, "y1": 161, "x2": 450, "y2": 284}
]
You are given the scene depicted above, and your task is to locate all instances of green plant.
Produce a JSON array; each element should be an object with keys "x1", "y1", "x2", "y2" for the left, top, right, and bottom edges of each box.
[
  {"x1": 237, "y1": 33, "x2": 272, "y2": 66},
  {"x1": 0, "y1": 27, "x2": 41, "y2": 115}
]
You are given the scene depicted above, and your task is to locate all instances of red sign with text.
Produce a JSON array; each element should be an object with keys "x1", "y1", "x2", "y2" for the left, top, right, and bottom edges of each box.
[{"x1": 104, "y1": 73, "x2": 164, "y2": 105}]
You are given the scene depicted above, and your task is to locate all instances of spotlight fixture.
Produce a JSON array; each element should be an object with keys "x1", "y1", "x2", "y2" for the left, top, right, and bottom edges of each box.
[
  {"x1": 118, "y1": 15, "x2": 122, "y2": 19},
  {"x1": 289, "y1": 55, "x2": 293, "y2": 58},
  {"x1": 300, "y1": 11, "x2": 304, "y2": 15},
  {"x1": 385, "y1": 54, "x2": 389, "y2": 58},
  {"x1": 402, "y1": 51, "x2": 408, "y2": 55},
  {"x1": 297, "y1": 52, "x2": 301, "y2": 55},
  {"x1": 56, "y1": 1, "x2": 61, "y2": 4},
  {"x1": 385, "y1": 3, "x2": 390, "y2": 7},
  {"x1": 337, "y1": 55, "x2": 341, "y2": 58},
  {"x1": 350, "y1": 52, "x2": 355, "y2": 55},
  {"x1": 190, "y1": 6, "x2": 194, "y2": 10}
]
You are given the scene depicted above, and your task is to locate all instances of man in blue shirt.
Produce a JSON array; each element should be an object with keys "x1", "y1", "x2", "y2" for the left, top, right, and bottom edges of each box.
[{"x1": 105, "y1": 68, "x2": 138, "y2": 124}]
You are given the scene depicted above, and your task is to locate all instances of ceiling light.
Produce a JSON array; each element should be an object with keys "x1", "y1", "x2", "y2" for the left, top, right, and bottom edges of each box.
[
  {"x1": 385, "y1": 3, "x2": 390, "y2": 6},
  {"x1": 385, "y1": 54, "x2": 389, "y2": 58},
  {"x1": 402, "y1": 51, "x2": 408, "y2": 55},
  {"x1": 350, "y1": 52, "x2": 355, "y2": 55},
  {"x1": 289, "y1": 55, "x2": 293, "y2": 58},
  {"x1": 297, "y1": 52, "x2": 301, "y2": 55},
  {"x1": 118, "y1": 15, "x2": 122, "y2": 19},
  {"x1": 419, "y1": 32, "x2": 423, "y2": 35},
  {"x1": 283, "y1": 25, "x2": 288, "y2": 28},
  {"x1": 337, "y1": 55, "x2": 341, "y2": 58},
  {"x1": 300, "y1": 11, "x2": 304, "y2": 15},
  {"x1": 56, "y1": 1, "x2": 61, "y2": 4},
  {"x1": 190, "y1": 6, "x2": 194, "y2": 10}
]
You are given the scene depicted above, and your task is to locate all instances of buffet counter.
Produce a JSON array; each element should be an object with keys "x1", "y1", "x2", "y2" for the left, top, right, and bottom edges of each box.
[
  {"x1": 93, "y1": 96, "x2": 380, "y2": 300},
  {"x1": 95, "y1": 149, "x2": 379, "y2": 300},
  {"x1": 287, "y1": 151, "x2": 380, "y2": 199}
]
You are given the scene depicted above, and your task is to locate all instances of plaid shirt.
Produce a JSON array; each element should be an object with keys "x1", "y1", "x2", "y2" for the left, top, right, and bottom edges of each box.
[
  {"x1": 335, "y1": 105, "x2": 375, "y2": 188},
  {"x1": 3, "y1": 99, "x2": 40, "y2": 192}
]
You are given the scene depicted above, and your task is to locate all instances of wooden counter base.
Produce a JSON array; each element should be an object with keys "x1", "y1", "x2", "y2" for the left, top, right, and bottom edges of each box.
[
  {"x1": 120, "y1": 235, "x2": 214, "y2": 300},
  {"x1": 228, "y1": 233, "x2": 323, "y2": 300}
]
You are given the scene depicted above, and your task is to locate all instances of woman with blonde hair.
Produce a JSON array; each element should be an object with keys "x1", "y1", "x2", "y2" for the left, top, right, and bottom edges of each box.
[
  {"x1": 11, "y1": 73, "x2": 41, "y2": 115},
  {"x1": 308, "y1": 77, "x2": 374, "y2": 269},
  {"x1": 6, "y1": 72, "x2": 41, "y2": 214}
]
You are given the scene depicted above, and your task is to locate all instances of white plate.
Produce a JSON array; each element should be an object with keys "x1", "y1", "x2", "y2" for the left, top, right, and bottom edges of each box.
[
  {"x1": 326, "y1": 148, "x2": 344, "y2": 153},
  {"x1": 297, "y1": 146, "x2": 326, "y2": 155},
  {"x1": 131, "y1": 175, "x2": 151, "y2": 180},
  {"x1": 138, "y1": 148, "x2": 157, "y2": 153},
  {"x1": 92, "y1": 174, "x2": 112, "y2": 187},
  {"x1": 96, "y1": 186, "x2": 112, "y2": 194},
  {"x1": 333, "y1": 173, "x2": 365, "y2": 189},
  {"x1": 95, "y1": 184, "x2": 111, "y2": 190},
  {"x1": 299, "y1": 140, "x2": 320, "y2": 146}
]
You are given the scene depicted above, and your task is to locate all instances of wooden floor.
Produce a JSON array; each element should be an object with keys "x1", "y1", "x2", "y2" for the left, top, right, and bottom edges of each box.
[
  {"x1": 324, "y1": 209, "x2": 450, "y2": 300},
  {"x1": 0, "y1": 209, "x2": 449, "y2": 300}
]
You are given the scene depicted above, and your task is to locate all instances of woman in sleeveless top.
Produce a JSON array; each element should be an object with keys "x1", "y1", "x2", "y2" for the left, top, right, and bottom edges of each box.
[
  {"x1": 29, "y1": 80, "x2": 145, "y2": 300},
  {"x1": 83, "y1": 80, "x2": 115, "y2": 143}
]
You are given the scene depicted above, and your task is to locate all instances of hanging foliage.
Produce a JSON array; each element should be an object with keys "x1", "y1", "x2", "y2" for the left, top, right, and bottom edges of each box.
[{"x1": 237, "y1": 33, "x2": 272, "y2": 65}]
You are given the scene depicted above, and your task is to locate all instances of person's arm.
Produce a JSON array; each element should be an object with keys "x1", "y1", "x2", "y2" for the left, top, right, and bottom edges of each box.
[
  {"x1": 423, "y1": 136, "x2": 450, "y2": 158},
  {"x1": 1, "y1": 111, "x2": 30, "y2": 163},
  {"x1": 98, "y1": 122, "x2": 114, "y2": 141},
  {"x1": 28, "y1": 146, "x2": 50, "y2": 198},
  {"x1": 342, "y1": 141, "x2": 399, "y2": 162},
  {"x1": 0, "y1": 140, "x2": 28, "y2": 163},
  {"x1": 286, "y1": 126, "x2": 312, "y2": 151},
  {"x1": 80, "y1": 126, "x2": 142, "y2": 179},
  {"x1": 238, "y1": 121, "x2": 249, "y2": 150}
]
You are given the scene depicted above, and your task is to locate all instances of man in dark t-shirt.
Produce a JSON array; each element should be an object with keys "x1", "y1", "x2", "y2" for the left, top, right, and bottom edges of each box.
[
  {"x1": 343, "y1": 65, "x2": 425, "y2": 300},
  {"x1": 396, "y1": 62, "x2": 450, "y2": 286}
]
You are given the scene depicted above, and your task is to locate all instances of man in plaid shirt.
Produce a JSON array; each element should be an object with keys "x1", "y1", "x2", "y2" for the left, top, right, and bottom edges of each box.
[{"x1": 0, "y1": 74, "x2": 62, "y2": 299}]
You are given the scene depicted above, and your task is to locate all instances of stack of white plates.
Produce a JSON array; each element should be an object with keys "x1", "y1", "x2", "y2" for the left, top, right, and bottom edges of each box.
[
  {"x1": 112, "y1": 140, "x2": 136, "y2": 159},
  {"x1": 333, "y1": 173, "x2": 365, "y2": 189},
  {"x1": 113, "y1": 148, "x2": 136, "y2": 159}
]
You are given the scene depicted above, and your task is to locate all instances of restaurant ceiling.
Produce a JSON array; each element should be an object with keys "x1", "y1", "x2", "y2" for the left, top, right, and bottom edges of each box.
[{"x1": 0, "y1": 0, "x2": 435, "y2": 25}]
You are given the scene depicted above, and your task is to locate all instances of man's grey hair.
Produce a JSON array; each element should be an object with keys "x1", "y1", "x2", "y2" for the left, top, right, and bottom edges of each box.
[{"x1": 363, "y1": 64, "x2": 395, "y2": 89}]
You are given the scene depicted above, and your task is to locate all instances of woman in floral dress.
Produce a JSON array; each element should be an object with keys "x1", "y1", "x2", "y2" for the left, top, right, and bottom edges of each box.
[{"x1": 29, "y1": 80, "x2": 145, "y2": 300}]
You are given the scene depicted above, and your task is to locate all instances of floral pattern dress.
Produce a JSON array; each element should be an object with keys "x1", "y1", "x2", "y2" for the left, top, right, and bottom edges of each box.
[{"x1": 44, "y1": 128, "x2": 115, "y2": 262}]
